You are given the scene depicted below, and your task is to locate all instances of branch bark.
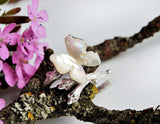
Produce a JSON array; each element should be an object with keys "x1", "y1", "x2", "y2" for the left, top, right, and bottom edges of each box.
[
  {"x1": 1, "y1": 15, "x2": 160, "y2": 123},
  {"x1": 87, "y1": 16, "x2": 160, "y2": 61}
]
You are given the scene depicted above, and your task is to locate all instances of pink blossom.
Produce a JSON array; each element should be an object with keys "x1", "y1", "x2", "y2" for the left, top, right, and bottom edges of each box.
[
  {"x1": 0, "y1": 120, "x2": 3, "y2": 124},
  {"x1": 0, "y1": 99, "x2": 5, "y2": 124},
  {"x1": 3, "y1": 63, "x2": 17, "y2": 87},
  {"x1": 28, "y1": 0, "x2": 48, "y2": 38},
  {"x1": 18, "y1": 26, "x2": 47, "y2": 68},
  {"x1": 0, "y1": 60, "x2": 3, "y2": 86},
  {"x1": 18, "y1": 27, "x2": 38, "y2": 56},
  {"x1": 12, "y1": 46, "x2": 36, "y2": 89},
  {"x1": 0, "y1": 99, "x2": 5, "y2": 110},
  {"x1": 0, "y1": 23, "x2": 18, "y2": 60},
  {"x1": 34, "y1": 42, "x2": 48, "y2": 69},
  {"x1": 0, "y1": 60, "x2": 3, "y2": 72}
]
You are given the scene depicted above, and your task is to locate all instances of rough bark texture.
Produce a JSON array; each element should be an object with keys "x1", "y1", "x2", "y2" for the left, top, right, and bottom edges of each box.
[
  {"x1": 0, "y1": 16, "x2": 160, "y2": 123},
  {"x1": 87, "y1": 16, "x2": 160, "y2": 60},
  {"x1": 0, "y1": 49, "x2": 160, "y2": 124}
]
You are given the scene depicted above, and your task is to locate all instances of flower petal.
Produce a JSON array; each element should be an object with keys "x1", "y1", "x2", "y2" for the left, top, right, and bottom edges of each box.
[
  {"x1": 35, "y1": 56, "x2": 43, "y2": 69},
  {"x1": 0, "y1": 60, "x2": 3, "y2": 71},
  {"x1": 24, "y1": 41, "x2": 35, "y2": 52},
  {"x1": 23, "y1": 63, "x2": 36, "y2": 76},
  {"x1": 37, "y1": 10, "x2": 49, "y2": 23},
  {"x1": 2, "y1": 23, "x2": 16, "y2": 37},
  {"x1": 26, "y1": 51, "x2": 34, "y2": 60},
  {"x1": 31, "y1": 21, "x2": 38, "y2": 35},
  {"x1": 31, "y1": 22, "x2": 46, "y2": 38},
  {"x1": 20, "y1": 45, "x2": 30, "y2": 55},
  {"x1": 31, "y1": 0, "x2": 39, "y2": 15},
  {"x1": 22, "y1": 26, "x2": 38, "y2": 41},
  {"x1": 35, "y1": 42, "x2": 48, "y2": 57},
  {"x1": 12, "y1": 51, "x2": 19, "y2": 64},
  {"x1": 28, "y1": 5, "x2": 34, "y2": 20},
  {"x1": 3, "y1": 63, "x2": 17, "y2": 87},
  {"x1": 5, "y1": 33, "x2": 19, "y2": 45},
  {"x1": 0, "y1": 120, "x2": 4, "y2": 124},
  {"x1": 16, "y1": 64, "x2": 23, "y2": 79},
  {"x1": 0, "y1": 28, "x2": 2, "y2": 37},
  {"x1": 0, "y1": 99, "x2": 5, "y2": 110},
  {"x1": 36, "y1": 24, "x2": 46, "y2": 38},
  {"x1": 17, "y1": 79, "x2": 26, "y2": 89},
  {"x1": 0, "y1": 44, "x2": 9, "y2": 60}
]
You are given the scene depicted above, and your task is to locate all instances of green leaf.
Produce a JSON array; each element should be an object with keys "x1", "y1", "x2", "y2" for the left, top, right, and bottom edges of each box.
[{"x1": 0, "y1": 0, "x2": 8, "y2": 5}]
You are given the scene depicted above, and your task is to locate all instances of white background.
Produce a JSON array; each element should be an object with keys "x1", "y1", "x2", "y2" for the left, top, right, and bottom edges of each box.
[{"x1": 0, "y1": 0, "x2": 160, "y2": 124}]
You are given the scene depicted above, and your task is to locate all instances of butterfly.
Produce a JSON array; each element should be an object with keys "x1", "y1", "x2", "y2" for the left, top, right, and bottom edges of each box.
[{"x1": 50, "y1": 35, "x2": 113, "y2": 104}]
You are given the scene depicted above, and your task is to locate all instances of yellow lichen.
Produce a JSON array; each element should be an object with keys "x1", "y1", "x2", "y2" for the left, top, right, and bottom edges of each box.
[
  {"x1": 28, "y1": 111, "x2": 34, "y2": 120},
  {"x1": 25, "y1": 92, "x2": 32, "y2": 97},
  {"x1": 50, "y1": 106, "x2": 56, "y2": 112},
  {"x1": 131, "y1": 119, "x2": 135, "y2": 124},
  {"x1": 89, "y1": 84, "x2": 98, "y2": 100}
]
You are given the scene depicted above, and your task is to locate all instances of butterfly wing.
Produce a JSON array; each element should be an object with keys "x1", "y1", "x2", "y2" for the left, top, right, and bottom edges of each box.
[
  {"x1": 50, "y1": 54, "x2": 73, "y2": 74},
  {"x1": 65, "y1": 35, "x2": 101, "y2": 66},
  {"x1": 50, "y1": 54, "x2": 87, "y2": 84}
]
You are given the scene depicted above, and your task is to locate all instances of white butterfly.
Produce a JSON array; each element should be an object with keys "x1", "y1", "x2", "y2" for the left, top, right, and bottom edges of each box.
[{"x1": 50, "y1": 35, "x2": 113, "y2": 104}]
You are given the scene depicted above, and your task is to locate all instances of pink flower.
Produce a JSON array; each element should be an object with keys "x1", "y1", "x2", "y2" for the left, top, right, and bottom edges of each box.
[
  {"x1": 34, "y1": 42, "x2": 48, "y2": 69},
  {"x1": 3, "y1": 63, "x2": 17, "y2": 87},
  {"x1": 0, "y1": 23, "x2": 18, "y2": 60},
  {"x1": 28, "y1": 0, "x2": 48, "y2": 38},
  {"x1": 0, "y1": 60, "x2": 3, "y2": 72},
  {"x1": 0, "y1": 99, "x2": 5, "y2": 124},
  {"x1": 12, "y1": 46, "x2": 36, "y2": 89},
  {"x1": 0, "y1": 120, "x2": 3, "y2": 124},
  {"x1": 18, "y1": 27, "x2": 38, "y2": 56},
  {"x1": 0, "y1": 60, "x2": 3, "y2": 86},
  {"x1": 18, "y1": 27, "x2": 47, "y2": 68},
  {"x1": 0, "y1": 99, "x2": 5, "y2": 110}
]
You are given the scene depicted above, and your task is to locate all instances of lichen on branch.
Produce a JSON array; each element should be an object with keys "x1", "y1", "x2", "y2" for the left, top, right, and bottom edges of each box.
[
  {"x1": 0, "y1": 49, "x2": 160, "y2": 124},
  {"x1": 1, "y1": 15, "x2": 160, "y2": 123}
]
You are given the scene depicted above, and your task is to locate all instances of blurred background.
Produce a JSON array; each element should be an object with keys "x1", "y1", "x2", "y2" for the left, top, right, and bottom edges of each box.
[{"x1": 0, "y1": 0, "x2": 160, "y2": 123}]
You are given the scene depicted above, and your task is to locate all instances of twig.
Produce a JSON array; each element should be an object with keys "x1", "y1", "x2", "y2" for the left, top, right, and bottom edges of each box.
[
  {"x1": 0, "y1": 16, "x2": 30, "y2": 24},
  {"x1": 87, "y1": 16, "x2": 160, "y2": 60}
]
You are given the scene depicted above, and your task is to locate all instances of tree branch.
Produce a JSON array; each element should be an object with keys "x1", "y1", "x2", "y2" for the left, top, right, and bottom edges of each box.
[
  {"x1": 1, "y1": 15, "x2": 160, "y2": 124},
  {"x1": 87, "y1": 16, "x2": 160, "y2": 60}
]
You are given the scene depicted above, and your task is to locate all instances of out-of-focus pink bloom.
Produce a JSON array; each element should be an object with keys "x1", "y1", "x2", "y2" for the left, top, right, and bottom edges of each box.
[
  {"x1": 28, "y1": 0, "x2": 48, "y2": 38},
  {"x1": 0, "y1": 60, "x2": 3, "y2": 72},
  {"x1": 3, "y1": 63, "x2": 17, "y2": 87},
  {"x1": 0, "y1": 60, "x2": 3, "y2": 87},
  {"x1": 0, "y1": 23, "x2": 18, "y2": 60},
  {"x1": 12, "y1": 46, "x2": 36, "y2": 89},
  {"x1": 0, "y1": 99, "x2": 5, "y2": 110},
  {"x1": 0, "y1": 99, "x2": 5, "y2": 124},
  {"x1": 0, "y1": 120, "x2": 3, "y2": 124}
]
